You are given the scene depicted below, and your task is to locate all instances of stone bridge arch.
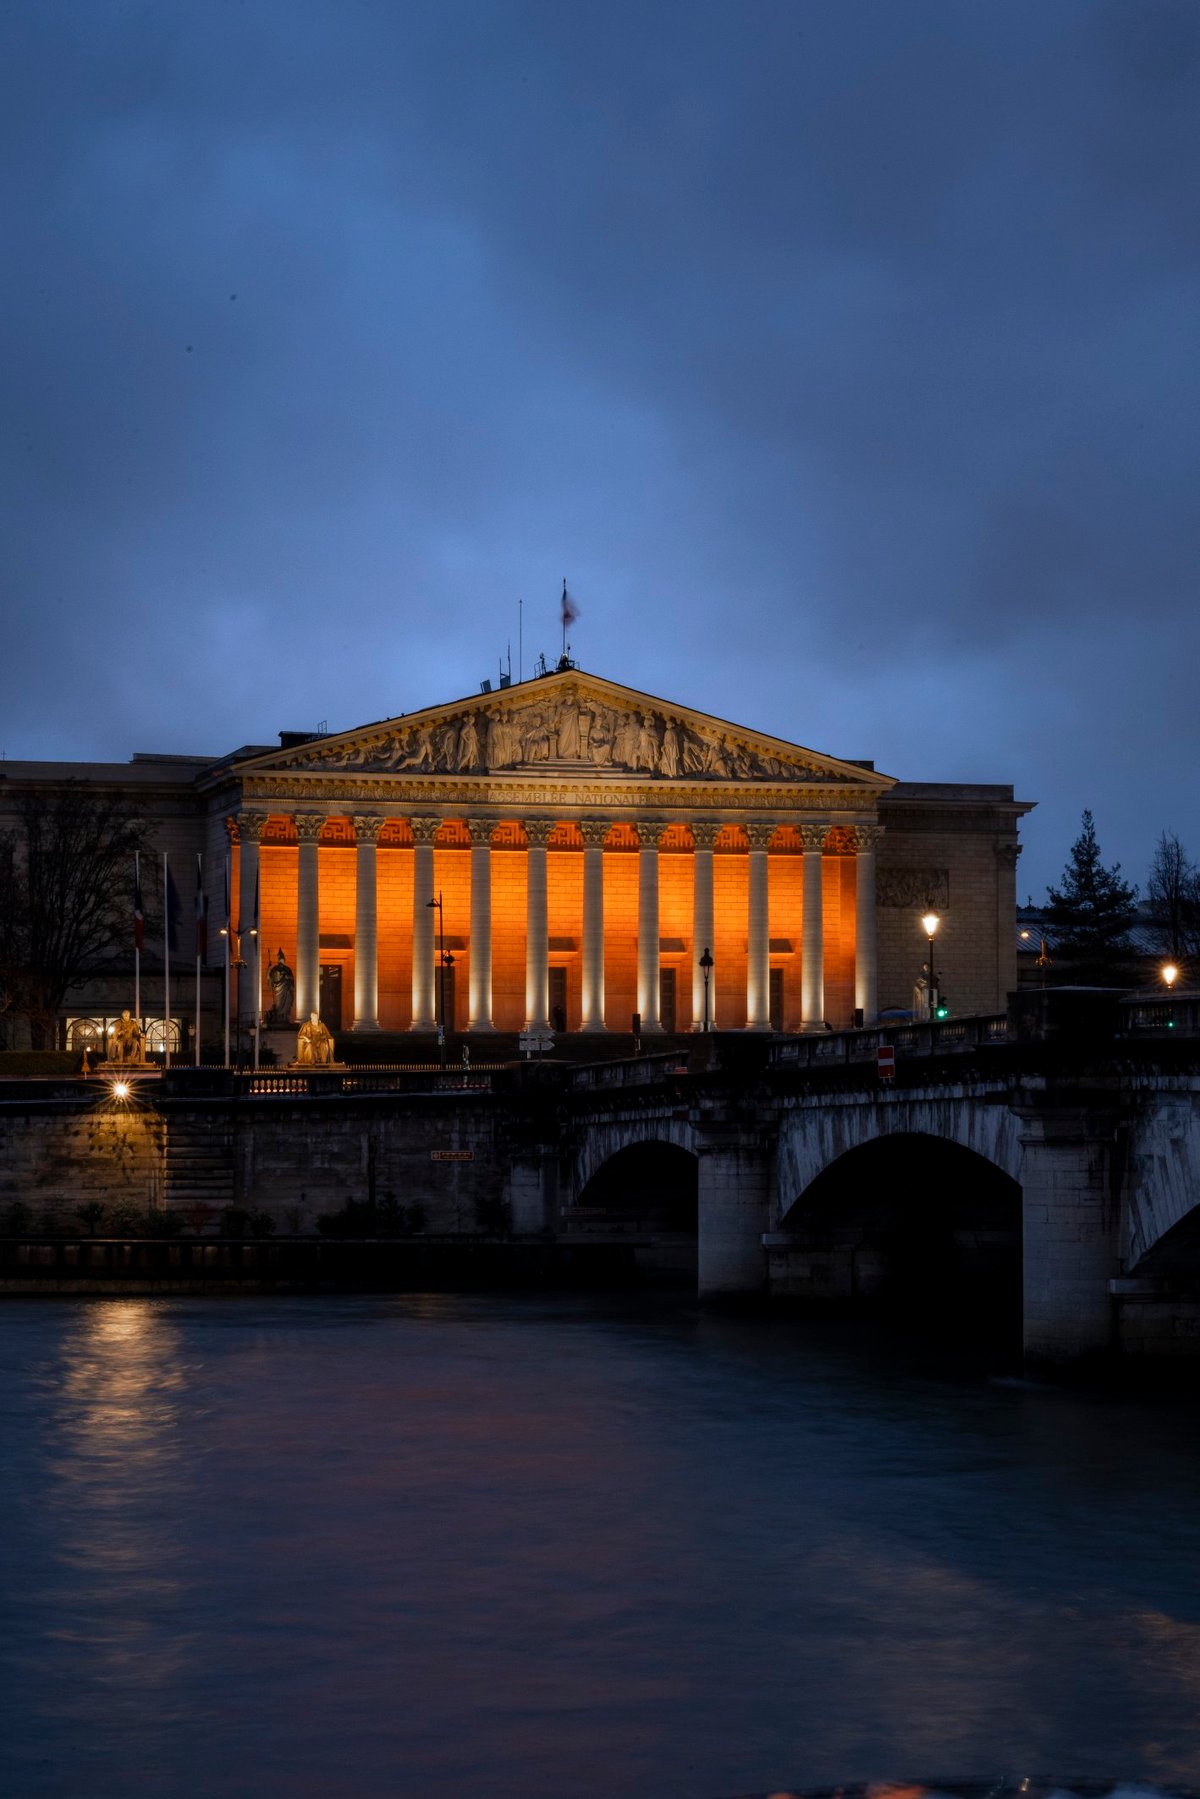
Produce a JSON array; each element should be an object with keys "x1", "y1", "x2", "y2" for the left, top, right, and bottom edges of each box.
[
  {"x1": 770, "y1": 1090, "x2": 1025, "y2": 1337},
  {"x1": 572, "y1": 1114, "x2": 698, "y2": 1207},
  {"x1": 1124, "y1": 1092, "x2": 1200, "y2": 1274},
  {"x1": 774, "y1": 1087, "x2": 1023, "y2": 1225}
]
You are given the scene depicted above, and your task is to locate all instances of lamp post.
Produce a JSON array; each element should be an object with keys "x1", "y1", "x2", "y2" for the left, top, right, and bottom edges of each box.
[
  {"x1": 1020, "y1": 927, "x2": 1052, "y2": 987},
  {"x1": 1163, "y1": 963, "x2": 1180, "y2": 991},
  {"x1": 921, "y1": 911, "x2": 940, "y2": 1021},
  {"x1": 426, "y1": 892, "x2": 448, "y2": 1064},
  {"x1": 699, "y1": 946, "x2": 713, "y2": 1033}
]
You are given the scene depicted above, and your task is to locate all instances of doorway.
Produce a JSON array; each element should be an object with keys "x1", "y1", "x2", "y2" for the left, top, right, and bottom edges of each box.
[
  {"x1": 549, "y1": 966, "x2": 568, "y2": 1034},
  {"x1": 318, "y1": 964, "x2": 343, "y2": 1030},
  {"x1": 660, "y1": 967, "x2": 677, "y2": 1033},
  {"x1": 769, "y1": 967, "x2": 784, "y2": 1032}
]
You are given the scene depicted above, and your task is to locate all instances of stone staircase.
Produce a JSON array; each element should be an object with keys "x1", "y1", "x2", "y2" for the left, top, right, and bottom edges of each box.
[{"x1": 163, "y1": 1111, "x2": 235, "y2": 1222}]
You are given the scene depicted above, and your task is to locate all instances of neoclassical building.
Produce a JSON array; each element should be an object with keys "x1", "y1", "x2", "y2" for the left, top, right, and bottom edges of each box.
[{"x1": 3, "y1": 668, "x2": 1032, "y2": 1046}]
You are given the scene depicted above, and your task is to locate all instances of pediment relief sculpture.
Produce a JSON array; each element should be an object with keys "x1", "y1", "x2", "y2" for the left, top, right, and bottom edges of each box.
[{"x1": 272, "y1": 691, "x2": 861, "y2": 785}]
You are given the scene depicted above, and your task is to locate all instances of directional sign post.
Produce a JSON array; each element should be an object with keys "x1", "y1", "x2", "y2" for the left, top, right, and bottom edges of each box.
[
  {"x1": 518, "y1": 1031, "x2": 555, "y2": 1059},
  {"x1": 877, "y1": 1045, "x2": 896, "y2": 1082}
]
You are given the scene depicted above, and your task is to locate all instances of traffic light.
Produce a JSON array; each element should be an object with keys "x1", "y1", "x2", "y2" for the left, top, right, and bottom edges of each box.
[{"x1": 934, "y1": 997, "x2": 950, "y2": 1020}]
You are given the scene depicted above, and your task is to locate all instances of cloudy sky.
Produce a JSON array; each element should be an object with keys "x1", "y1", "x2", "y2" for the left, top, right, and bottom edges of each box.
[{"x1": 3, "y1": 1, "x2": 1198, "y2": 896}]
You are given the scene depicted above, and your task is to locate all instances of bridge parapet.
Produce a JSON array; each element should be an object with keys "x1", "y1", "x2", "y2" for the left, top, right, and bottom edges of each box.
[{"x1": 770, "y1": 1014, "x2": 1009, "y2": 1069}]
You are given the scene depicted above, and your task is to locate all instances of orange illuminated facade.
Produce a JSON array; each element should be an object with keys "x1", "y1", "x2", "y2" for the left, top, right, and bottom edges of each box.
[{"x1": 220, "y1": 669, "x2": 896, "y2": 1036}]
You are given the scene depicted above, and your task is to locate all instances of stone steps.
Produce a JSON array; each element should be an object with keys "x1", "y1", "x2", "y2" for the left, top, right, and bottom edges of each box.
[{"x1": 164, "y1": 1122, "x2": 234, "y2": 1209}]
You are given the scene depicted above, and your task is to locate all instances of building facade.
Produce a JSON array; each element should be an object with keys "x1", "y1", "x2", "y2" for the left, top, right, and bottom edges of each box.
[{"x1": 2, "y1": 669, "x2": 1032, "y2": 1047}]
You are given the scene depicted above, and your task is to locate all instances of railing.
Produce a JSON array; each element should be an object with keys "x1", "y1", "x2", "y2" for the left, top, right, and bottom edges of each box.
[
  {"x1": 770, "y1": 1013, "x2": 1009, "y2": 1069},
  {"x1": 243, "y1": 1069, "x2": 495, "y2": 1096},
  {"x1": 570, "y1": 1053, "x2": 688, "y2": 1091}
]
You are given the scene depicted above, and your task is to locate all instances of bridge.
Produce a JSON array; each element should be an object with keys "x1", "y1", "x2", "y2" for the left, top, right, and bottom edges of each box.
[
  {"x1": 552, "y1": 989, "x2": 1200, "y2": 1370},
  {"x1": 3, "y1": 988, "x2": 1200, "y2": 1370}
]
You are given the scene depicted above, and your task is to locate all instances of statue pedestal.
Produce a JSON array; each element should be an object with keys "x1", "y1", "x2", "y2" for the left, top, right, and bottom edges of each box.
[{"x1": 285, "y1": 1061, "x2": 347, "y2": 1073}]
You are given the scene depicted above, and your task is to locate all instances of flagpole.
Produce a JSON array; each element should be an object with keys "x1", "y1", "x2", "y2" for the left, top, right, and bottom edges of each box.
[
  {"x1": 134, "y1": 850, "x2": 141, "y2": 1026},
  {"x1": 223, "y1": 847, "x2": 231, "y2": 1068},
  {"x1": 194, "y1": 852, "x2": 203, "y2": 1067},
  {"x1": 252, "y1": 862, "x2": 261, "y2": 1070},
  {"x1": 163, "y1": 849, "x2": 172, "y2": 1069}
]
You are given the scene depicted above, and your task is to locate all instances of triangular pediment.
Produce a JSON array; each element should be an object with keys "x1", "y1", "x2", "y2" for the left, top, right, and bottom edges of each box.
[{"x1": 233, "y1": 671, "x2": 894, "y2": 789}]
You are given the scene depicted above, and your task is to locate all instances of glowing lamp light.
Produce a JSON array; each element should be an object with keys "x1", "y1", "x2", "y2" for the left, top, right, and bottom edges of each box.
[
  {"x1": 921, "y1": 912, "x2": 941, "y2": 939},
  {"x1": 111, "y1": 1081, "x2": 130, "y2": 1101},
  {"x1": 1163, "y1": 964, "x2": 1180, "y2": 990}
]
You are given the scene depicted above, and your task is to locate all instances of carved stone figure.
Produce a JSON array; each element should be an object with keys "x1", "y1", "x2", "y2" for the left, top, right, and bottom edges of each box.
[
  {"x1": 524, "y1": 712, "x2": 552, "y2": 762},
  {"x1": 659, "y1": 720, "x2": 680, "y2": 779},
  {"x1": 457, "y1": 713, "x2": 480, "y2": 772},
  {"x1": 108, "y1": 1009, "x2": 147, "y2": 1065},
  {"x1": 636, "y1": 714, "x2": 660, "y2": 772},
  {"x1": 589, "y1": 708, "x2": 614, "y2": 765},
  {"x1": 295, "y1": 1012, "x2": 336, "y2": 1066},
  {"x1": 556, "y1": 701, "x2": 581, "y2": 760},
  {"x1": 265, "y1": 950, "x2": 296, "y2": 1026},
  {"x1": 614, "y1": 712, "x2": 640, "y2": 769}
]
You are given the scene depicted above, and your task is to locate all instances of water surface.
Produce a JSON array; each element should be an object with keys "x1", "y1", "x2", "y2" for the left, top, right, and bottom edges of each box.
[{"x1": 3, "y1": 1295, "x2": 1200, "y2": 1798}]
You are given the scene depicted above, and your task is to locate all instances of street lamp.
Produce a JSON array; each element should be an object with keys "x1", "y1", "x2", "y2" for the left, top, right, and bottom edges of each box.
[
  {"x1": 921, "y1": 912, "x2": 940, "y2": 1021},
  {"x1": 699, "y1": 946, "x2": 714, "y2": 1033},
  {"x1": 426, "y1": 892, "x2": 448, "y2": 1063},
  {"x1": 1163, "y1": 963, "x2": 1180, "y2": 990}
]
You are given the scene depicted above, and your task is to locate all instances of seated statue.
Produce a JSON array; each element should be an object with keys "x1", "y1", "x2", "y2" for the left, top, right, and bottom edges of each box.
[
  {"x1": 108, "y1": 1009, "x2": 147, "y2": 1065},
  {"x1": 295, "y1": 1012, "x2": 336, "y2": 1067}
]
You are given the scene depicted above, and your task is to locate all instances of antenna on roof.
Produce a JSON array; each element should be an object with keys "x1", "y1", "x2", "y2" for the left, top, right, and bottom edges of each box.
[{"x1": 518, "y1": 598, "x2": 523, "y2": 683}]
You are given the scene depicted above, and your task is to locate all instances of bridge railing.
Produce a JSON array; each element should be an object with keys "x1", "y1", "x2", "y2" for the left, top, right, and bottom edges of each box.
[
  {"x1": 570, "y1": 1052, "x2": 687, "y2": 1091},
  {"x1": 770, "y1": 1013, "x2": 1009, "y2": 1068}
]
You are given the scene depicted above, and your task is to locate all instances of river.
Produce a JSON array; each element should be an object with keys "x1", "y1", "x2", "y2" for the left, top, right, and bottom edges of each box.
[{"x1": 2, "y1": 1294, "x2": 1200, "y2": 1798}]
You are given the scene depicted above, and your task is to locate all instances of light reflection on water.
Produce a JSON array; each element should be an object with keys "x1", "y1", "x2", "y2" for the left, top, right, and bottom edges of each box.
[{"x1": 3, "y1": 1296, "x2": 1200, "y2": 1798}]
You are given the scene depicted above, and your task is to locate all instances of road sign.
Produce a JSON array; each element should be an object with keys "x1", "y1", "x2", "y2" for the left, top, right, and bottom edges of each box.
[
  {"x1": 877, "y1": 1045, "x2": 896, "y2": 1081},
  {"x1": 518, "y1": 1031, "x2": 555, "y2": 1055}
]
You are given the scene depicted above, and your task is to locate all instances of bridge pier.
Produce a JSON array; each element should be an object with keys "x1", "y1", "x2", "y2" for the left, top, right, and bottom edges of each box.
[
  {"x1": 697, "y1": 1130, "x2": 772, "y2": 1299},
  {"x1": 1018, "y1": 1099, "x2": 1124, "y2": 1371},
  {"x1": 508, "y1": 1149, "x2": 558, "y2": 1235}
]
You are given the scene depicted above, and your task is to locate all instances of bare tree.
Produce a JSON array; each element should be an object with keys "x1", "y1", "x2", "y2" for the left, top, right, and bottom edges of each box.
[
  {"x1": 0, "y1": 785, "x2": 148, "y2": 1048},
  {"x1": 1145, "y1": 830, "x2": 1200, "y2": 967}
]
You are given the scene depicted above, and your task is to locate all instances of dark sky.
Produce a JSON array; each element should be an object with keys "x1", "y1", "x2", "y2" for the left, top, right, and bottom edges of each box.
[{"x1": 4, "y1": 1, "x2": 1198, "y2": 897}]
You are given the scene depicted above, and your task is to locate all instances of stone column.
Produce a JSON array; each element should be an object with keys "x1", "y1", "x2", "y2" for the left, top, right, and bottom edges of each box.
[
  {"x1": 691, "y1": 820, "x2": 718, "y2": 1031},
  {"x1": 294, "y1": 814, "x2": 324, "y2": 1021},
  {"x1": 236, "y1": 812, "x2": 265, "y2": 1031},
  {"x1": 996, "y1": 840, "x2": 1022, "y2": 1008},
  {"x1": 1018, "y1": 1101, "x2": 1123, "y2": 1370},
  {"x1": 467, "y1": 819, "x2": 495, "y2": 1032},
  {"x1": 745, "y1": 821, "x2": 774, "y2": 1031},
  {"x1": 580, "y1": 819, "x2": 608, "y2": 1032},
  {"x1": 351, "y1": 815, "x2": 383, "y2": 1031},
  {"x1": 852, "y1": 823, "x2": 881, "y2": 1025},
  {"x1": 524, "y1": 819, "x2": 553, "y2": 1031},
  {"x1": 800, "y1": 823, "x2": 827, "y2": 1029},
  {"x1": 637, "y1": 824, "x2": 663, "y2": 1033},
  {"x1": 409, "y1": 817, "x2": 439, "y2": 1030}
]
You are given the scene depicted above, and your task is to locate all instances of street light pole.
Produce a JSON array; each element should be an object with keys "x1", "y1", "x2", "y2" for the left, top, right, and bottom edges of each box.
[
  {"x1": 700, "y1": 946, "x2": 713, "y2": 1033},
  {"x1": 921, "y1": 911, "x2": 940, "y2": 1021},
  {"x1": 426, "y1": 891, "x2": 446, "y2": 1065}
]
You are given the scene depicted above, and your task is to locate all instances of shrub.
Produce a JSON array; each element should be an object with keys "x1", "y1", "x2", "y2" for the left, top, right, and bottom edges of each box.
[{"x1": 316, "y1": 1196, "x2": 427, "y2": 1238}]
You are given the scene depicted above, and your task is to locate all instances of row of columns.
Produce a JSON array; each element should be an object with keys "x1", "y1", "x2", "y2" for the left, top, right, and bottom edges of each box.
[{"x1": 232, "y1": 812, "x2": 882, "y2": 1033}]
